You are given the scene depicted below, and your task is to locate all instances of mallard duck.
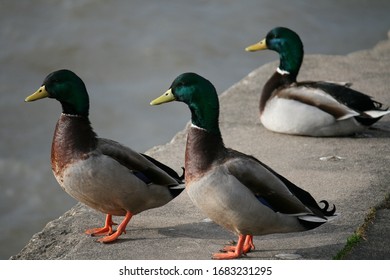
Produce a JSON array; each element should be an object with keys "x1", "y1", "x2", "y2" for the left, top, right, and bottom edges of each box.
[
  {"x1": 150, "y1": 72, "x2": 336, "y2": 259},
  {"x1": 25, "y1": 69, "x2": 184, "y2": 243},
  {"x1": 245, "y1": 27, "x2": 390, "y2": 136}
]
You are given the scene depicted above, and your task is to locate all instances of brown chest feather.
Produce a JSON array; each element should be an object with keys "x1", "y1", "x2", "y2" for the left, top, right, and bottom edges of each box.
[
  {"x1": 261, "y1": 72, "x2": 295, "y2": 113},
  {"x1": 51, "y1": 114, "x2": 97, "y2": 178},
  {"x1": 184, "y1": 127, "x2": 226, "y2": 183}
]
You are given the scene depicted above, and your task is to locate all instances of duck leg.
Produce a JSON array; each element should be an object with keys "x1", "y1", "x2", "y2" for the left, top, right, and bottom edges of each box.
[
  {"x1": 85, "y1": 214, "x2": 116, "y2": 236},
  {"x1": 212, "y1": 234, "x2": 247, "y2": 259},
  {"x1": 243, "y1": 235, "x2": 255, "y2": 252},
  {"x1": 96, "y1": 211, "x2": 133, "y2": 243}
]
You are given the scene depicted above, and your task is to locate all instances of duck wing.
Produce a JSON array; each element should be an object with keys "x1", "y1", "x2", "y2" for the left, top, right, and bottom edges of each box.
[
  {"x1": 300, "y1": 81, "x2": 384, "y2": 111},
  {"x1": 141, "y1": 153, "x2": 185, "y2": 183},
  {"x1": 294, "y1": 81, "x2": 389, "y2": 125},
  {"x1": 276, "y1": 84, "x2": 360, "y2": 121},
  {"x1": 225, "y1": 150, "x2": 334, "y2": 218},
  {"x1": 98, "y1": 138, "x2": 181, "y2": 186}
]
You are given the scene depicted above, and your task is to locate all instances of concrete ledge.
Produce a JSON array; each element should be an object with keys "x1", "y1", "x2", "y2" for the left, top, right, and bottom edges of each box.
[{"x1": 11, "y1": 32, "x2": 390, "y2": 260}]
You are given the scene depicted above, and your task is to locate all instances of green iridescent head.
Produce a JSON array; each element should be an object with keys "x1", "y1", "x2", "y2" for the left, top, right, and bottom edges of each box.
[
  {"x1": 25, "y1": 69, "x2": 90, "y2": 116},
  {"x1": 151, "y1": 72, "x2": 220, "y2": 134},
  {"x1": 246, "y1": 27, "x2": 304, "y2": 77}
]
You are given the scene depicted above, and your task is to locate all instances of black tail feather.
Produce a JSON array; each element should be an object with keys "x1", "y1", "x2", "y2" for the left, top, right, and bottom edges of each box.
[
  {"x1": 179, "y1": 167, "x2": 185, "y2": 181},
  {"x1": 319, "y1": 200, "x2": 336, "y2": 216},
  {"x1": 168, "y1": 184, "x2": 185, "y2": 198},
  {"x1": 141, "y1": 153, "x2": 185, "y2": 184}
]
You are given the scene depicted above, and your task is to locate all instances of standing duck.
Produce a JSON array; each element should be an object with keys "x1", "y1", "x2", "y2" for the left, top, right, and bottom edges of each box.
[
  {"x1": 25, "y1": 69, "x2": 184, "y2": 243},
  {"x1": 245, "y1": 27, "x2": 390, "y2": 136},
  {"x1": 150, "y1": 72, "x2": 336, "y2": 259}
]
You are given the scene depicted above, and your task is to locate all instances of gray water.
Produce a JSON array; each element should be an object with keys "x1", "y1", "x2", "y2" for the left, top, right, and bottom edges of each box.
[{"x1": 1, "y1": 0, "x2": 389, "y2": 259}]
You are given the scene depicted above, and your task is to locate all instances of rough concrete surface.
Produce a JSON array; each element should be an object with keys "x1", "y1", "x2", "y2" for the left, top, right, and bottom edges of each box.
[{"x1": 11, "y1": 32, "x2": 390, "y2": 260}]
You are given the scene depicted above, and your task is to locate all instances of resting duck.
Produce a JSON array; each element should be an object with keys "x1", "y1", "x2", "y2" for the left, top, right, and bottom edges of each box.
[
  {"x1": 245, "y1": 27, "x2": 390, "y2": 136},
  {"x1": 25, "y1": 69, "x2": 184, "y2": 243},
  {"x1": 150, "y1": 72, "x2": 336, "y2": 259}
]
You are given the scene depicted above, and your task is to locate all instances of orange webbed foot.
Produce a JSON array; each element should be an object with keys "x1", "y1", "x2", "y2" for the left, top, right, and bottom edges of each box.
[
  {"x1": 212, "y1": 250, "x2": 243, "y2": 260},
  {"x1": 95, "y1": 211, "x2": 133, "y2": 243},
  {"x1": 85, "y1": 214, "x2": 116, "y2": 236},
  {"x1": 212, "y1": 235, "x2": 251, "y2": 260},
  {"x1": 219, "y1": 241, "x2": 236, "y2": 253},
  {"x1": 219, "y1": 235, "x2": 255, "y2": 255}
]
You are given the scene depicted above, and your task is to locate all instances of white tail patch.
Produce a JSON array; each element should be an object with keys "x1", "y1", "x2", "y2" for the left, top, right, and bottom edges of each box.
[
  {"x1": 298, "y1": 215, "x2": 328, "y2": 223},
  {"x1": 364, "y1": 110, "x2": 390, "y2": 118}
]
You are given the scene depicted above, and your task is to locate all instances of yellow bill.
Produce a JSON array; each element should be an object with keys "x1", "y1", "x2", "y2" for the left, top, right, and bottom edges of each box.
[
  {"x1": 245, "y1": 38, "x2": 267, "y2": 52},
  {"x1": 150, "y1": 89, "x2": 176, "y2": 105},
  {"x1": 25, "y1": 85, "x2": 49, "y2": 102}
]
